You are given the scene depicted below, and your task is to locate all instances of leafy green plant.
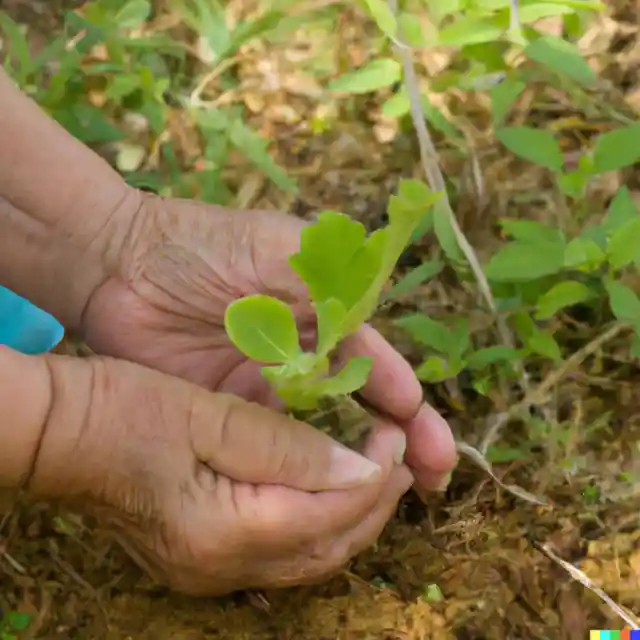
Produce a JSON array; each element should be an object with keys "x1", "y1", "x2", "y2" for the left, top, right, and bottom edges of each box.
[
  {"x1": 318, "y1": 0, "x2": 640, "y2": 499},
  {"x1": 0, "y1": 0, "x2": 303, "y2": 201},
  {"x1": 0, "y1": 608, "x2": 30, "y2": 640},
  {"x1": 341, "y1": 1, "x2": 639, "y2": 391},
  {"x1": 325, "y1": 0, "x2": 609, "y2": 148},
  {"x1": 224, "y1": 179, "x2": 438, "y2": 418}
]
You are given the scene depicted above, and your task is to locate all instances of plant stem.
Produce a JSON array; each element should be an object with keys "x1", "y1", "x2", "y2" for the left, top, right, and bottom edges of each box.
[
  {"x1": 508, "y1": 0, "x2": 520, "y2": 32},
  {"x1": 294, "y1": 395, "x2": 374, "y2": 449}
]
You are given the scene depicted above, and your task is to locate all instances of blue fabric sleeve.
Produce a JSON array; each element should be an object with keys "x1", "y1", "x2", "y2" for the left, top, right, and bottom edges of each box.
[{"x1": 0, "y1": 285, "x2": 65, "y2": 355}]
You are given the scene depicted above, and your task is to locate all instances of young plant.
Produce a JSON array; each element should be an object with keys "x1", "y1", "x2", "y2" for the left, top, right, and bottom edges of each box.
[
  {"x1": 224, "y1": 179, "x2": 439, "y2": 432},
  {"x1": 0, "y1": 607, "x2": 30, "y2": 640}
]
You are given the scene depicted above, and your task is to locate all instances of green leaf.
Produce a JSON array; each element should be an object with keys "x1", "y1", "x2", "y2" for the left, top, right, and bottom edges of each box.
[
  {"x1": 398, "y1": 12, "x2": 426, "y2": 46},
  {"x1": 415, "y1": 355, "x2": 465, "y2": 382},
  {"x1": 528, "y1": 329, "x2": 562, "y2": 361},
  {"x1": 388, "y1": 179, "x2": 437, "y2": 242},
  {"x1": 485, "y1": 444, "x2": 529, "y2": 463},
  {"x1": 6, "y1": 612, "x2": 31, "y2": 631},
  {"x1": 563, "y1": 236, "x2": 606, "y2": 271},
  {"x1": 466, "y1": 346, "x2": 521, "y2": 370},
  {"x1": 499, "y1": 219, "x2": 565, "y2": 245},
  {"x1": 486, "y1": 241, "x2": 566, "y2": 282},
  {"x1": 524, "y1": 34, "x2": 597, "y2": 88},
  {"x1": 535, "y1": 281, "x2": 593, "y2": 319},
  {"x1": 579, "y1": 225, "x2": 607, "y2": 251},
  {"x1": 53, "y1": 104, "x2": 124, "y2": 144},
  {"x1": 381, "y1": 91, "x2": 410, "y2": 118},
  {"x1": 556, "y1": 169, "x2": 590, "y2": 199},
  {"x1": 428, "y1": 0, "x2": 462, "y2": 23},
  {"x1": 224, "y1": 295, "x2": 301, "y2": 364},
  {"x1": 327, "y1": 59, "x2": 401, "y2": 94},
  {"x1": 261, "y1": 353, "x2": 329, "y2": 411},
  {"x1": 512, "y1": 311, "x2": 561, "y2": 361},
  {"x1": 395, "y1": 314, "x2": 461, "y2": 356},
  {"x1": 450, "y1": 318, "x2": 472, "y2": 359},
  {"x1": 317, "y1": 357, "x2": 372, "y2": 397},
  {"x1": 289, "y1": 184, "x2": 435, "y2": 338},
  {"x1": 607, "y1": 217, "x2": 640, "y2": 271},
  {"x1": 409, "y1": 210, "x2": 435, "y2": 243},
  {"x1": 115, "y1": 0, "x2": 151, "y2": 28},
  {"x1": 362, "y1": 0, "x2": 398, "y2": 39},
  {"x1": 437, "y1": 16, "x2": 504, "y2": 46},
  {"x1": 104, "y1": 73, "x2": 140, "y2": 102},
  {"x1": 383, "y1": 260, "x2": 444, "y2": 301},
  {"x1": 228, "y1": 119, "x2": 295, "y2": 192},
  {"x1": 490, "y1": 77, "x2": 526, "y2": 126},
  {"x1": 497, "y1": 126, "x2": 564, "y2": 171},
  {"x1": 606, "y1": 280, "x2": 640, "y2": 323},
  {"x1": 433, "y1": 203, "x2": 463, "y2": 262},
  {"x1": 602, "y1": 186, "x2": 639, "y2": 233},
  {"x1": 315, "y1": 298, "x2": 348, "y2": 355},
  {"x1": 398, "y1": 178, "x2": 433, "y2": 204},
  {"x1": 421, "y1": 94, "x2": 462, "y2": 139},
  {"x1": 0, "y1": 12, "x2": 33, "y2": 80},
  {"x1": 592, "y1": 124, "x2": 640, "y2": 174},
  {"x1": 380, "y1": 90, "x2": 461, "y2": 139},
  {"x1": 542, "y1": 0, "x2": 605, "y2": 9},
  {"x1": 518, "y1": 3, "x2": 574, "y2": 22},
  {"x1": 289, "y1": 212, "x2": 377, "y2": 311}
]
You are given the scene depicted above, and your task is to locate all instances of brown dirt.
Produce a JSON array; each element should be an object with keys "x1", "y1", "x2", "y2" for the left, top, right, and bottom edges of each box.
[{"x1": 2, "y1": 1, "x2": 640, "y2": 638}]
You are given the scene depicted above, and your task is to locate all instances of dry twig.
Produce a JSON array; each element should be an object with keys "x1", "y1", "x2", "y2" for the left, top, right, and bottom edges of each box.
[
  {"x1": 387, "y1": 0, "x2": 533, "y2": 447},
  {"x1": 537, "y1": 542, "x2": 640, "y2": 630}
]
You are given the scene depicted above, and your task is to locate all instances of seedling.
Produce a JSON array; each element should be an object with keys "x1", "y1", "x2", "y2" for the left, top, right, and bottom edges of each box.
[
  {"x1": 224, "y1": 179, "x2": 439, "y2": 437},
  {"x1": 0, "y1": 607, "x2": 30, "y2": 640}
]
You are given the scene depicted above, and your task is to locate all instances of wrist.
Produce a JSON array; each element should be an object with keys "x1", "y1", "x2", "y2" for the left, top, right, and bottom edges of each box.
[
  {"x1": 25, "y1": 353, "x2": 98, "y2": 500},
  {"x1": 0, "y1": 347, "x2": 53, "y2": 490}
]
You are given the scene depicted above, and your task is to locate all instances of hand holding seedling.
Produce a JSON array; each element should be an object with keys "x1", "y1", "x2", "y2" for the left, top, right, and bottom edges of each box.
[
  {"x1": 223, "y1": 181, "x2": 450, "y2": 453},
  {"x1": 83, "y1": 192, "x2": 456, "y2": 490},
  {"x1": 0, "y1": 65, "x2": 457, "y2": 596},
  {"x1": 50, "y1": 194, "x2": 453, "y2": 595}
]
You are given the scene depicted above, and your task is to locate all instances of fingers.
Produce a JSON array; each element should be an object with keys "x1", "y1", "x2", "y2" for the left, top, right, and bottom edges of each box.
[
  {"x1": 189, "y1": 390, "x2": 383, "y2": 492},
  {"x1": 337, "y1": 324, "x2": 422, "y2": 422},
  {"x1": 404, "y1": 403, "x2": 457, "y2": 490},
  {"x1": 330, "y1": 424, "x2": 413, "y2": 558},
  {"x1": 336, "y1": 325, "x2": 457, "y2": 490},
  {"x1": 234, "y1": 421, "x2": 410, "y2": 549},
  {"x1": 242, "y1": 422, "x2": 413, "y2": 588}
]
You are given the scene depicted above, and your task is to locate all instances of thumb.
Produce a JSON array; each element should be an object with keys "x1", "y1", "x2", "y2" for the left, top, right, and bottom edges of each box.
[{"x1": 189, "y1": 391, "x2": 383, "y2": 492}]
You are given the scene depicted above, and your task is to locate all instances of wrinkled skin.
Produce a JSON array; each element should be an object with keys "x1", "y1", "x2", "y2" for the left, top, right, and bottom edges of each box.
[{"x1": 77, "y1": 193, "x2": 456, "y2": 594}]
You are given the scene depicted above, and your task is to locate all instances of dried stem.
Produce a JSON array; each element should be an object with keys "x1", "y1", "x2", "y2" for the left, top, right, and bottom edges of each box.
[
  {"x1": 387, "y1": 0, "x2": 530, "y2": 398},
  {"x1": 508, "y1": 0, "x2": 520, "y2": 32},
  {"x1": 537, "y1": 542, "x2": 640, "y2": 629}
]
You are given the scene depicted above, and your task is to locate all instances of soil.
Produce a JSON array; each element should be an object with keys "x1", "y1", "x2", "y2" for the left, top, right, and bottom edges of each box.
[{"x1": 1, "y1": 1, "x2": 640, "y2": 638}]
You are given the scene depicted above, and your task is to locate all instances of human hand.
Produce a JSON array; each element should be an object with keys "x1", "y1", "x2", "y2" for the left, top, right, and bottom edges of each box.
[
  {"x1": 83, "y1": 193, "x2": 456, "y2": 490},
  {"x1": 32, "y1": 353, "x2": 412, "y2": 595}
]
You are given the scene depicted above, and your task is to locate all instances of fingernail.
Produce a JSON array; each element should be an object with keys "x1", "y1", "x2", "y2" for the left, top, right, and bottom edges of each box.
[
  {"x1": 330, "y1": 444, "x2": 382, "y2": 489},
  {"x1": 393, "y1": 432, "x2": 407, "y2": 465}
]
